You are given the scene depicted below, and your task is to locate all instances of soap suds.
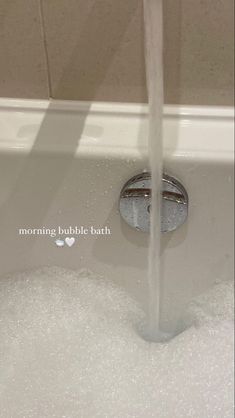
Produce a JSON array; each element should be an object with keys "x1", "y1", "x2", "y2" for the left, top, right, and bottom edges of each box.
[{"x1": 0, "y1": 267, "x2": 234, "y2": 418}]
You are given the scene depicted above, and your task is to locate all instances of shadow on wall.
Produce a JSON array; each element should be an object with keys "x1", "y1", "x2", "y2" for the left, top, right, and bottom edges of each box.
[
  {"x1": 43, "y1": 0, "x2": 145, "y2": 100},
  {"x1": 163, "y1": 0, "x2": 182, "y2": 104},
  {"x1": 0, "y1": 1, "x2": 142, "y2": 274}
]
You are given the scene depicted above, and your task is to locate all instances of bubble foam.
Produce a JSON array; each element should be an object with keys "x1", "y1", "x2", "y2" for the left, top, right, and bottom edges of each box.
[{"x1": 0, "y1": 267, "x2": 234, "y2": 418}]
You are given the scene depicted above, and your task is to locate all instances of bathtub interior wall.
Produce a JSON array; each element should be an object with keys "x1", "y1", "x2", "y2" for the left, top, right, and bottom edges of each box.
[{"x1": 0, "y1": 100, "x2": 234, "y2": 328}]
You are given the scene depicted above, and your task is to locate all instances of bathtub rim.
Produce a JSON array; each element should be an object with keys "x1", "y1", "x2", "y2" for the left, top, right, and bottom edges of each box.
[{"x1": 0, "y1": 98, "x2": 234, "y2": 163}]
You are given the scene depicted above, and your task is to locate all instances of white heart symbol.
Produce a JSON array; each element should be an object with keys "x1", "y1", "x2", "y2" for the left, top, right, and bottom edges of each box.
[{"x1": 65, "y1": 237, "x2": 75, "y2": 247}]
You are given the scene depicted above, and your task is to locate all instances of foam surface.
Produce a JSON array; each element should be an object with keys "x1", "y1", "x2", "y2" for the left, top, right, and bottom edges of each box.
[{"x1": 0, "y1": 267, "x2": 234, "y2": 418}]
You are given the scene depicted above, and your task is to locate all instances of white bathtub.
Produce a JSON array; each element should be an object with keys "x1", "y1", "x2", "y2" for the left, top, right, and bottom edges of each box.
[{"x1": 0, "y1": 98, "x2": 233, "y2": 326}]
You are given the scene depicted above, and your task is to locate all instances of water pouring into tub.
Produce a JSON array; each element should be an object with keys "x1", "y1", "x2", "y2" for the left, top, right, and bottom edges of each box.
[{"x1": 0, "y1": 1, "x2": 233, "y2": 417}]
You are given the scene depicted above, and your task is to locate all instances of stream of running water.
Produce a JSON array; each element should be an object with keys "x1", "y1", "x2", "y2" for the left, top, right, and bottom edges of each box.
[{"x1": 143, "y1": 0, "x2": 168, "y2": 342}]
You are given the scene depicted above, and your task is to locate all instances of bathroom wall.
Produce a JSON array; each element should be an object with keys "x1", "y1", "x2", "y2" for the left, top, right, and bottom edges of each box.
[{"x1": 0, "y1": 0, "x2": 234, "y2": 105}]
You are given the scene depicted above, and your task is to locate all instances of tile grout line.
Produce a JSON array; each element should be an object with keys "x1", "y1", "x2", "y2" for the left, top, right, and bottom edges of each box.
[{"x1": 38, "y1": 0, "x2": 52, "y2": 99}]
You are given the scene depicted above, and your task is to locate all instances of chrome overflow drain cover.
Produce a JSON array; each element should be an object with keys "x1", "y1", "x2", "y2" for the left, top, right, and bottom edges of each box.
[{"x1": 119, "y1": 172, "x2": 188, "y2": 233}]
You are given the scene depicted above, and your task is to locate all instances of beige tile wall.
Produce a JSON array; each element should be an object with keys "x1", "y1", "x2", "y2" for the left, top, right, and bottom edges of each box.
[
  {"x1": 0, "y1": 0, "x2": 49, "y2": 99},
  {"x1": 0, "y1": 0, "x2": 234, "y2": 105}
]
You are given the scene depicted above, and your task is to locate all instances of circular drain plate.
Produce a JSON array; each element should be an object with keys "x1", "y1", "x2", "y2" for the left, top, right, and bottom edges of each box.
[{"x1": 119, "y1": 172, "x2": 188, "y2": 233}]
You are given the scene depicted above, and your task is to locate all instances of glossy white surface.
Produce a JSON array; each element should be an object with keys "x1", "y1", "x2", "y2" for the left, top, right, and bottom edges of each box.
[
  {"x1": 0, "y1": 99, "x2": 234, "y2": 326},
  {"x1": 0, "y1": 99, "x2": 233, "y2": 159}
]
